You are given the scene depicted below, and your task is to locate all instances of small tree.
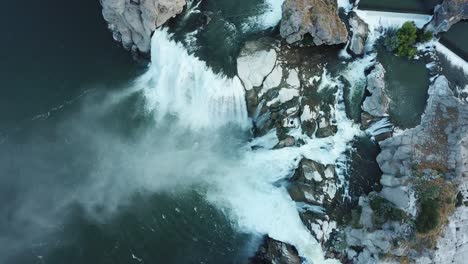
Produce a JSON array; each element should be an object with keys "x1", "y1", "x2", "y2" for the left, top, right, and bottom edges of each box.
[
  {"x1": 395, "y1": 22, "x2": 418, "y2": 58},
  {"x1": 418, "y1": 31, "x2": 433, "y2": 43}
]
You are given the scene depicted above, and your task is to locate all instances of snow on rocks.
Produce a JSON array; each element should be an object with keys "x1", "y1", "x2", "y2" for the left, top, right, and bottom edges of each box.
[{"x1": 237, "y1": 40, "x2": 278, "y2": 91}]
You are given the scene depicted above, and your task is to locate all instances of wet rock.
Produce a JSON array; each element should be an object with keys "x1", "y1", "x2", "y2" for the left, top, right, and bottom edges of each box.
[
  {"x1": 237, "y1": 40, "x2": 278, "y2": 91},
  {"x1": 288, "y1": 159, "x2": 338, "y2": 207},
  {"x1": 275, "y1": 136, "x2": 296, "y2": 149},
  {"x1": 348, "y1": 11, "x2": 369, "y2": 56},
  {"x1": 101, "y1": 0, "x2": 186, "y2": 53},
  {"x1": 280, "y1": 0, "x2": 348, "y2": 45},
  {"x1": 426, "y1": 0, "x2": 468, "y2": 33},
  {"x1": 300, "y1": 103, "x2": 319, "y2": 136},
  {"x1": 316, "y1": 116, "x2": 337, "y2": 138},
  {"x1": 362, "y1": 63, "x2": 389, "y2": 118},
  {"x1": 360, "y1": 112, "x2": 374, "y2": 128},
  {"x1": 249, "y1": 237, "x2": 301, "y2": 264},
  {"x1": 237, "y1": 38, "x2": 337, "y2": 141}
]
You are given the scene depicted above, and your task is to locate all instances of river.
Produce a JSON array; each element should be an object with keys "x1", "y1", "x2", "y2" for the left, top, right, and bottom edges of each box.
[{"x1": 1, "y1": 1, "x2": 464, "y2": 264}]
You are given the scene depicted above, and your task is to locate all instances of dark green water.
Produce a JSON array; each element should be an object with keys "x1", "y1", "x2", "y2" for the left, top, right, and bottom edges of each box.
[
  {"x1": 377, "y1": 48, "x2": 430, "y2": 129},
  {"x1": 0, "y1": 1, "x2": 254, "y2": 263},
  {"x1": 441, "y1": 21, "x2": 468, "y2": 61},
  {"x1": 0, "y1": 0, "x2": 140, "y2": 130},
  {"x1": 358, "y1": 0, "x2": 442, "y2": 14}
]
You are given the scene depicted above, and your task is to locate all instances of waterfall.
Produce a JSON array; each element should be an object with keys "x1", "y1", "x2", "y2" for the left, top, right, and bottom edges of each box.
[
  {"x1": 435, "y1": 42, "x2": 468, "y2": 76},
  {"x1": 127, "y1": 28, "x2": 353, "y2": 263},
  {"x1": 366, "y1": 117, "x2": 394, "y2": 137},
  {"x1": 136, "y1": 29, "x2": 249, "y2": 130}
]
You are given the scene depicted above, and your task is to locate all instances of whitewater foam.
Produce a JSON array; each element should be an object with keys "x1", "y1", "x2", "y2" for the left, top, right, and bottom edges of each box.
[
  {"x1": 355, "y1": 10, "x2": 432, "y2": 51},
  {"x1": 435, "y1": 42, "x2": 468, "y2": 76},
  {"x1": 138, "y1": 30, "x2": 249, "y2": 129},
  {"x1": 130, "y1": 28, "x2": 365, "y2": 263},
  {"x1": 243, "y1": 0, "x2": 284, "y2": 31},
  {"x1": 366, "y1": 117, "x2": 394, "y2": 138}
]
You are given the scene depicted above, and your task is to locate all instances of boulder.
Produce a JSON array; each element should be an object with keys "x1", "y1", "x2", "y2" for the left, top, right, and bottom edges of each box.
[
  {"x1": 288, "y1": 159, "x2": 338, "y2": 206},
  {"x1": 101, "y1": 0, "x2": 186, "y2": 54},
  {"x1": 362, "y1": 63, "x2": 389, "y2": 117},
  {"x1": 348, "y1": 11, "x2": 369, "y2": 56},
  {"x1": 280, "y1": 0, "x2": 349, "y2": 45}
]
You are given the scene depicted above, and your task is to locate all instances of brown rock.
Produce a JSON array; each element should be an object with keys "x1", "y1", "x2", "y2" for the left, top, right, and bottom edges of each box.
[{"x1": 280, "y1": 0, "x2": 349, "y2": 45}]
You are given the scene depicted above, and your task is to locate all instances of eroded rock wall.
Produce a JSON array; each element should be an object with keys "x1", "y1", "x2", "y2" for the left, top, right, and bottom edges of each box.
[{"x1": 100, "y1": 0, "x2": 186, "y2": 54}]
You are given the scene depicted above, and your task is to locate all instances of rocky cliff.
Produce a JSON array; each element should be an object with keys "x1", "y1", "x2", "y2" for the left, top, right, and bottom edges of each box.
[
  {"x1": 346, "y1": 74, "x2": 468, "y2": 263},
  {"x1": 426, "y1": 0, "x2": 468, "y2": 33},
  {"x1": 280, "y1": 0, "x2": 348, "y2": 45},
  {"x1": 100, "y1": 0, "x2": 186, "y2": 54}
]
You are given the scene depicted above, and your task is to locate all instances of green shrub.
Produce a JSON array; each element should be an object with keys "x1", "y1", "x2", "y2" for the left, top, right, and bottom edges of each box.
[
  {"x1": 395, "y1": 22, "x2": 418, "y2": 58},
  {"x1": 383, "y1": 22, "x2": 431, "y2": 58},
  {"x1": 369, "y1": 196, "x2": 407, "y2": 226},
  {"x1": 351, "y1": 207, "x2": 363, "y2": 229},
  {"x1": 418, "y1": 31, "x2": 433, "y2": 43},
  {"x1": 416, "y1": 199, "x2": 440, "y2": 233}
]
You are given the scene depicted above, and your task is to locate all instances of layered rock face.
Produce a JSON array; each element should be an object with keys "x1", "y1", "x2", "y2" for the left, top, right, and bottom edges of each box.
[
  {"x1": 236, "y1": 38, "x2": 340, "y2": 140},
  {"x1": 280, "y1": 0, "x2": 348, "y2": 45},
  {"x1": 347, "y1": 75, "x2": 468, "y2": 263},
  {"x1": 101, "y1": 0, "x2": 186, "y2": 53},
  {"x1": 426, "y1": 0, "x2": 468, "y2": 33},
  {"x1": 377, "y1": 76, "x2": 467, "y2": 214}
]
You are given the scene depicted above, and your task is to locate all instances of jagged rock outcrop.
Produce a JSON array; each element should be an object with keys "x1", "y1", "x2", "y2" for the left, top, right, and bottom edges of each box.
[
  {"x1": 377, "y1": 76, "x2": 467, "y2": 213},
  {"x1": 100, "y1": 0, "x2": 186, "y2": 53},
  {"x1": 236, "y1": 38, "x2": 340, "y2": 140},
  {"x1": 426, "y1": 0, "x2": 468, "y2": 33},
  {"x1": 288, "y1": 159, "x2": 338, "y2": 208},
  {"x1": 348, "y1": 11, "x2": 369, "y2": 56},
  {"x1": 280, "y1": 0, "x2": 349, "y2": 45},
  {"x1": 362, "y1": 63, "x2": 389, "y2": 118}
]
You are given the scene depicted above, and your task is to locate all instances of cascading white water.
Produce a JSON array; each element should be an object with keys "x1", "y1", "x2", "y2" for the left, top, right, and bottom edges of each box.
[
  {"x1": 354, "y1": 10, "x2": 432, "y2": 52},
  {"x1": 242, "y1": 0, "x2": 285, "y2": 31},
  {"x1": 127, "y1": 0, "x2": 371, "y2": 259},
  {"x1": 366, "y1": 117, "x2": 394, "y2": 137},
  {"x1": 130, "y1": 27, "x2": 366, "y2": 263},
  {"x1": 435, "y1": 42, "x2": 468, "y2": 76},
  {"x1": 136, "y1": 30, "x2": 249, "y2": 130}
]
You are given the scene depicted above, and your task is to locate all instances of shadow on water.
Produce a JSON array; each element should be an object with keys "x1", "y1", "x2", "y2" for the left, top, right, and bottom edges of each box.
[
  {"x1": 358, "y1": 0, "x2": 442, "y2": 14},
  {"x1": 377, "y1": 47, "x2": 430, "y2": 129}
]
